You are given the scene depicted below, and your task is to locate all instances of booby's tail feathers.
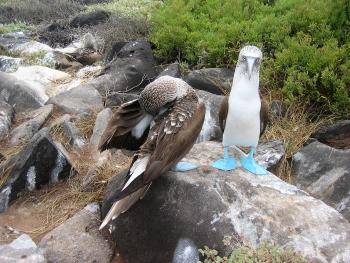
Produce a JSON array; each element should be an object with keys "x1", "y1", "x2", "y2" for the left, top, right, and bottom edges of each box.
[{"x1": 99, "y1": 183, "x2": 151, "y2": 230}]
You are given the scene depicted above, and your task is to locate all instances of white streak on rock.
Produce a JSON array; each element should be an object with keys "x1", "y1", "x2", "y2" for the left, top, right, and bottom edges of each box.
[
  {"x1": 0, "y1": 186, "x2": 12, "y2": 211},
  {"x1": 50, "y1": 151, "x2": 66, "y2": 183},
  {"x1": 26, "y1": 166, "x2": 36, "y2": 191}
]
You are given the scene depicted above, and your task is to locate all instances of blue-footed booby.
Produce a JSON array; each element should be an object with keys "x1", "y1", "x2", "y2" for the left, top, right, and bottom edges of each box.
[
  {"x1": 98, "y1": 76, "x2": 205, "y2": 229},
  {"x1": 212, "y1": 45, "x2": 269, "y2": 175}
]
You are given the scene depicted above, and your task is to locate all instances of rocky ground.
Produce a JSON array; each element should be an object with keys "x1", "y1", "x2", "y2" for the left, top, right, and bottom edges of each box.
[{"x1": 0, "y1": 3, "x2": 350, "y2": 263}]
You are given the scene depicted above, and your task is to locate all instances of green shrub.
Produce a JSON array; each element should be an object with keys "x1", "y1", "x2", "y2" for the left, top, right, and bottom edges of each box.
[
  {"x1": 151, "y1": 0, "x2": 350, "y2": 118},
  {"x1": 199, "y1": 243, "x2": 307, "y2": 263}
]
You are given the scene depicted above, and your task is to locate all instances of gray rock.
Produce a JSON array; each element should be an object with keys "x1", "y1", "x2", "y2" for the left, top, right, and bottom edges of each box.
[
  {"x1": 292, "y1": 141, "x2": 350, "y2": 221},
  {"x1": 0, "y1": 234, "x2": 46, "y2": 263},
  {"x1": 103, "y1": 141, "x2": 350, "y2": 263},
  {"x1": 42, "y1": 51, "x2": 83, "y2": 70},
  {"x1": 0, "y1": 100, "x2": 14, "y2": 141},
  {"x1": 12, "y1": 41, "x2": 52, "y2": 56},
  {"x1": 196, "y1": 90, "x2": 224, "y2": 142},
  {"x1": 0, "y1": 32, "x2": 29, "y2": 51},
  {"x1": 105, "y1": 92, "x2": 139, "y2": 108},
  {"x1": 90, "y1": 108, "x2": 112, "y2": 149},
  {"x1": 255, "y1": 140, "x2": 285, "y2": 172},
  {"x1": 0, "y1": 128, "x2": 72, "y2": 212},
  {"x1": 47, "y1": 84, "x2": 103, "y2": 115},
  {"x1": 157, "y1": 63, "x2": 182, "y2": 79},
  {"x1": 0, "y1": 56, "x2": 22, "y2": 73},
  {"x1": 311, "y1": 120, "x2": 350, "y2": 149},
  {"x1": 184, "y1": 68, "x2": 233, "y2": 95},
  {"x1": 270, "y1": 100, "x2": 286, "y2": 119},
  {"x1": 0, "y1": 72, "x2": 43, "y2": 112},
  {"x1": 39, "y1": 203, "x2": 113, "y2": 263},
  {"x1": 172, "y1": 238, "x2": 199, "y2": 263},
  {"x1": 62, "y1": 118, "x2": 85, "y2": 149},
  {"x1": 10, "y1": 104, "x2": 53, "y2": 146}
]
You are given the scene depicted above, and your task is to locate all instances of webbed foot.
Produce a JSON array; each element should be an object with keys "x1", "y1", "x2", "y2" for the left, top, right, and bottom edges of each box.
[
  {"x1": 212, "y1": 157, "x2": 237, "y2": 171},
  {"x1": 172, "y1": 162, "x2": 198, "y2": 172},
  {"x1": 240, "y1": 149, "x2": 267, "y2": 175}
]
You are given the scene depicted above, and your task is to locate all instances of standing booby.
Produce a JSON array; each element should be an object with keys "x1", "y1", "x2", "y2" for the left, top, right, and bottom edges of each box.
[
  {"x1": 212, "y1": 45, "x2": 269, "y2": 175},
  {"x1": 99, "y1": 76, "x2": 205, "y2": 229}
]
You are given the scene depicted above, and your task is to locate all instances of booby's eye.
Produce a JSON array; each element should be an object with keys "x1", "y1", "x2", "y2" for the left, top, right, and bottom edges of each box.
[{"x1": 242, "y1": 56, "x2": 247, "y2": 62}]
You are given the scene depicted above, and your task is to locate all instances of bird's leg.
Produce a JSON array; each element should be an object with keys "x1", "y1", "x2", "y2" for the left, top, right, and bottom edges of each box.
[
  {"x1": 171, "y1": 162, "x2": 199, "y2": 172},
  {"x1": 212, "y1": 146, "x2": 237, "y2": 171},
  {"x1": 240, "y1": 147, "x2": 267, "y2": 175}
]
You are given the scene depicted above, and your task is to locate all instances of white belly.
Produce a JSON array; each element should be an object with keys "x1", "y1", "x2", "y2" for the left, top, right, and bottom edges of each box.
[{"x1": 223, "y1": 96, "x2": 261, "y2": 147}]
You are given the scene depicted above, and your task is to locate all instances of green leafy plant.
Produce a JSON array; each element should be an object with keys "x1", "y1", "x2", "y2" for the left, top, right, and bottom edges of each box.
[
  {"x1": 199, "y1": 243, "x2": 308, "y2": 263},
  {"x1": 151, "y1": 0, "x2": 350, "y2": 118}
]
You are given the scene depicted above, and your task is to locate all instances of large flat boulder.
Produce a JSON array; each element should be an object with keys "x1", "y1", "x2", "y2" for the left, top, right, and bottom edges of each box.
[
  {"x1": 292, "y1": 141, "x2": 350, "y2": 221},
  {"x1": 103, "y1": 141, "x2": 350, "y2": 263}
]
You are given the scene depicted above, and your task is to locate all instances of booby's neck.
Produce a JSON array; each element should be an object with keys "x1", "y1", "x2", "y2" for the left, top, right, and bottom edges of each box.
[{"x1": 229, "y1": 67, "x2": 260, "y2": 101}]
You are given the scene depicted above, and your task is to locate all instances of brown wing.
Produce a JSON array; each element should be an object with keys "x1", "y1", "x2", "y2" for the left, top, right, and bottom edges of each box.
[
  {"x1": 98, "y1": 99, "x2": 150, "y2": 151},
  {"x1": 260, "y1": 98, "x2": 269, "y2": 137},
  {"x1": 219, "y1": 96, "x2": 228, "y2": 132},
  {"x1": 112, "y1": 93, "x2": 205, "y2": 200}
]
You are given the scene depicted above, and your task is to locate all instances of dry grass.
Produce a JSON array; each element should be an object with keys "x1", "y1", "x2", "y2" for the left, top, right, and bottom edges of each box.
[
  {"x1": 74, "y1": 109, "x2": 99, "y2": 140},
  {"x1": 261, "y1": 91, "x2": 332, "y2": 182}
]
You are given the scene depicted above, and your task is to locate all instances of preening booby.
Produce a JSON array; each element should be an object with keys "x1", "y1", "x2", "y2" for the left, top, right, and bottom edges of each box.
[
  {"x1": 99, "y1": 76, "x2": 205, "y2": 229},
  {"x1": 212, "y1": 45, "x2": 269, "y2": 175}
]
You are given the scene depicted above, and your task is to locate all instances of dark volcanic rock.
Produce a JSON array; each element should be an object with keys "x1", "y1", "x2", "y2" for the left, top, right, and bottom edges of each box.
[
  {"x1": 270, "y1": 100, "x2": 286, "y2": 119},
  {"x1": 104, "y1": 41, "x2": 128, "y2": 63},
  {"x1": 70, "y1": 10, "x2": 110, "y2": 28},
  {"x1": 292, "y1": 141, "x2": 350, "y2": 221},
  {"x1": 47, "y1": 84, "x2": 103, "y2": 115},
  {"x1": 103, "y1": 141, "x2": 350, "y2": 263},
  {"x1": 95, "y1": 41, "x2": 157, "y2": 96},
  {"x1": 39, "y1": 203, "x2": 113, "y2": 263},
  {"x1": 0, "y1": 72, "x2": 43, "y2": 112},
  {"x1": 184, "y1": 68, "x2": 233, "y2": 95},
  {"x1": 311, "y1": 120, "x2": 350, "y2": 149},
  {"x1": 105, "y1": 93, "x2": 139, "y2": 108},
  {"x1": 0, "y1": 128, "x2": 72, "y2": 212},
  {"x1": 157, "y1": 63, "x2": 182, "y2": 79}
]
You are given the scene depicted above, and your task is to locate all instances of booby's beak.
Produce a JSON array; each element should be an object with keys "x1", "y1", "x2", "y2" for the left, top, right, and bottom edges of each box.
[{"x1": 247, "y1": 57, "x2": 256, "y2": 79}]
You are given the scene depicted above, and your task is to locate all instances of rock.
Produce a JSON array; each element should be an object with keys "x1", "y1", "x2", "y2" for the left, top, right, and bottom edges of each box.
[
  {"x1": 255, "y1": 140, "x2": 285, "y2": 172},
  {"x1": 172, "y1": 238, "x2": 199, "y2": 263},
  {"x1": 184, "y1": 68, "x2": 233, "y2": 95},
  {"x1": 104, "y1": 93, "x2": 139, "y2": 108},
  {"x1": 39, "y1": 203, "x2": 113, "y2": 263},
  {"x1": 74, "y1": 50, "x2": 102, "y2": 66},
  {"x1": 0, "y1": 72, "x2": 43, "y2": 112},
  {"x1": 104, "y1": 41, "x2": 127, "y2": 63},
  {"x1": 0, "y1": 128, "x2": 72, "y2": 212},
  {"x1": 311, "y1": 120, "x2": 350, "y2": 149},
  {"x1": 0, "y1": 32, "x2": 29, "y2": 51},
  {"x1": 70, "y1": 10, "x2": 110, "y2": 28},
  {"x1": 96, "y1": 41, "x2": 157, "y2": 95},
  {"x1": 62, "y1": 118, "x2": 85, "y2": 149},
  {"x1": 42, "y1": 51, "x2": 83, "y2": 70},
  {"x1": 292, "y1": 141, "x2": 350, "y2": 221},
  {"x1": 10, "y1": 66, "x2": 71, "y2": 100},
  {"x1": 157, "y1": 63, "x2": 182, "y2": 79},
  {"x1": 0, "y1": 56, "x2": 22, "y2": 73},
  {"x1": 47, "y1": 84, "x2": 103, "y2": 115},
  {"x1": 0, "y1": 234, "x2": 46, "y2": 263},
  {"x1": 270, "y1": 100, "x2": 286, "y2": 119},
  {"x1": 196, "y1": 90, "x2": 224, "y2": 142},
  {"x1": 90, "y1": 108, "x2": 112, "y2": 149},
  {"x1": 76, "y1": 65, "x2": 102, "y2": 78},
  {"x1": 103, "y1": 141, "x2": 350, "y2": 263},
  {"x1": 0, "y1": 100, "x2": 14, "y2": 141},
  {"x1": 12, "y1": 41, "x2": 53, "y2": 56},
  {"x1": 10, "y1": 104, "x2": 53, "y2": 146}
]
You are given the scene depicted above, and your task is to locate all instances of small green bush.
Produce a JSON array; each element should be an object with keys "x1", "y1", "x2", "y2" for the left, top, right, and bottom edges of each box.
[
  {"x1": 199, "y1": 243, "x2": 307, "y2": 263},
  {"x1": 151, "y1": 0, "x2": 350, "y2": 118}
]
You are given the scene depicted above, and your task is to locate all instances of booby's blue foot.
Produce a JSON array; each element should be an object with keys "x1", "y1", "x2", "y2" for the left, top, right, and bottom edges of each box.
[
  {"x1": 212, "y1": 157, "x2": 237, "y2": 171},
  {"x1": 240, "y1": 147, "x2": 267, "y2": 176},
  {"x1": 172, "y1": 162, "x2": 198, "y2": 172},
  {"x1": 212, "y1": 146, "x2": 237, "y2": 171}
]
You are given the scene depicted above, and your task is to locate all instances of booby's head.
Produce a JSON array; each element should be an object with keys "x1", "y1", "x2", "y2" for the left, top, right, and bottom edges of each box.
[
  {"x1": 236, "y1": 45, "x2": 262, "y2": 80},
  {"x1": 139, "y1": 76, "x2": 190, "y2": 115}
]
